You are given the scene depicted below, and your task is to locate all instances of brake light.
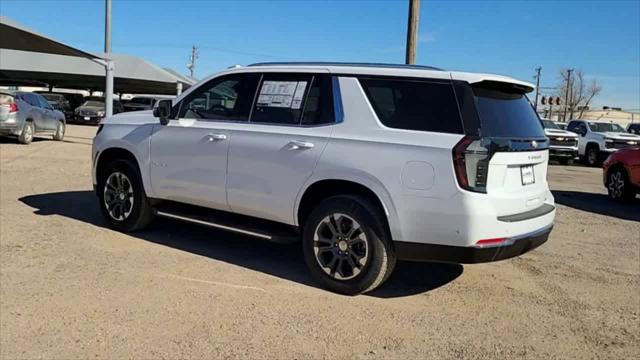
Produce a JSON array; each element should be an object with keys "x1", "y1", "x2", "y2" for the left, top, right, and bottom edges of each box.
[
  {"x1": 475, "y1": 237, "x2": 508, "y2": 247},
  {"x1": 9, "y1": 103, "x2": 18, "y2": 113},
  {"x1": 452, "y1": 136, "x2": 491, "y2": 193}
]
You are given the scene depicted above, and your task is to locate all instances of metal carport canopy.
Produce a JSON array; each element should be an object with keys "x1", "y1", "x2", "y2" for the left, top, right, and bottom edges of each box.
[{"x1": 0, "y1": 16, "x2": 194, "y2": 94}]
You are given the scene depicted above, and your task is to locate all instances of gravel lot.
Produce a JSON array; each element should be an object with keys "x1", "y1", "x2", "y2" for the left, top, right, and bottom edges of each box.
[{"x1": 1, "y1": 124, "x2": 639, "y2": 359}]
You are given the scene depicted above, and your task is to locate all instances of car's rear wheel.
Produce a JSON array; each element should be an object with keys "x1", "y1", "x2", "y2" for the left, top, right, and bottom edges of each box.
[
  {"x1": 97, "y1": 159, "x2": 155, "y2": 232},
  {"x1": 18, "y1": 121, "x2": 34, "y2": 144},
  {"x1": 607, "y1": 167, "x2": 636, "y2": 202},
  {"x1": 302, "y1": 195, "x2": 396, "y2": 295},
  {"x1": 53, "y1": 121, "x2": 65, "y2": 141}
]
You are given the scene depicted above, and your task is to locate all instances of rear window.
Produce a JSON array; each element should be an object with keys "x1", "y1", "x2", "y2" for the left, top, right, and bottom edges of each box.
[
  {"x1": 472, "y1": 84, "x2": 545, "y2": 138},
  {"x1": 130, "y1": 97, "x2": 153, "y2": 105},
  {"x1": 359, "y1": 78, "x2": 464, "y2": 134}
]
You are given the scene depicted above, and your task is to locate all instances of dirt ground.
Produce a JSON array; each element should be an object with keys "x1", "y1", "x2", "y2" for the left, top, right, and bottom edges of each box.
[{"x1": 1, "y1": 125, "x2": 639, "y2": 359}]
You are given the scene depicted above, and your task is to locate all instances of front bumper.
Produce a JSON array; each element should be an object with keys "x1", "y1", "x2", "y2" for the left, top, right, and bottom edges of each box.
[
  {"x1": 549, "y1": 147, "x2": 578, "y2": 158},
  {"x1": 75, "y1": 115, "x2": 103, "y2": 124},
  {"x1": 395, "y1": 224, "x2": 552, "y2": 263}
]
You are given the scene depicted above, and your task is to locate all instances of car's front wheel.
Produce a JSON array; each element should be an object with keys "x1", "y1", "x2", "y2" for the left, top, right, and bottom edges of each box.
[
  {"x1": 97, "y1": 159, "x2": 155, "y2": 232},
  {"x1": 607, "y1": 167, "x2": 636, "y2": 202},
  {"x1": 302, "y1": 195, "x2": 396, "y2": 295},
  {"x1": 53, "y1": 121, "x2": 65, "y2": 141}
]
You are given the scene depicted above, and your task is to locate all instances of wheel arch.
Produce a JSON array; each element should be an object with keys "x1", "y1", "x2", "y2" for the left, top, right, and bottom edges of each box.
[
  {"x1": 295, "y1": 176, "x2": 401, "y2": 240},
  {"x1": 95, "y1": 147, "x2": 147, "y2": 194}
]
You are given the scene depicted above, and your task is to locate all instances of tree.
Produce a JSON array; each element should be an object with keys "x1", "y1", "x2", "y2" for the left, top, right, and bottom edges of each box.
[{"x1": 557, "y1": 69, "x2": 603, "y2": 120}]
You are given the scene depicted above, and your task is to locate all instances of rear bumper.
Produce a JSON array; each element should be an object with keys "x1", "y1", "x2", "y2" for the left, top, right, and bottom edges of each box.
[
  {"x1": 0, "y1": 122, "x2": 20, "y2": 136},
  {"x1": 395, "y1": 225, "x2": 552, "y2": 263}
]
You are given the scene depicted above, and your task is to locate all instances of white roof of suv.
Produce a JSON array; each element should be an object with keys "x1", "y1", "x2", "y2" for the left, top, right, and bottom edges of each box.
[{"x1": 220, "y1": 62, "x2": 535, "y2": 92}]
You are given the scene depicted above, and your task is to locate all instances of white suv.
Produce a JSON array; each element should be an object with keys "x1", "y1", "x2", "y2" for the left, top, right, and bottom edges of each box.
[
  {"x1": 92, "y1": 62, "x2": 555, "y2": 294},
  {"x1": 566, "y1": 119, "x2": 640, "y2": 166}
]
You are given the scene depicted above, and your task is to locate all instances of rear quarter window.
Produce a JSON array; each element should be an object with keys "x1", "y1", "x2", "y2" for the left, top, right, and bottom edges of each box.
[{"x1": 359, "y1": 78, "x2": 464, "y2": 134}]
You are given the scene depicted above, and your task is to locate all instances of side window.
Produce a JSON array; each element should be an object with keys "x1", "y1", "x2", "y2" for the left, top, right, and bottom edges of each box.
[
  {"x1": 251, "y1": 74, "x2": 313, "y2": 125},
  {"x1": 359, "y1": 78, "x2": 464, "y2": 134},
  {"x1": 301, "y1": 74, "x2": 335, "y2": 126},
  {"x1": 37, "y1": 95, "x2": 51, "y2": 109},
  {"x1": 178, "y1": 73, "x2": 260, "y2": 121}
]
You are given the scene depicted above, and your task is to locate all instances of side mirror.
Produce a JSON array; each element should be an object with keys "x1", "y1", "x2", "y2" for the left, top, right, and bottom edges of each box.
[{"x1": 153, "y1": 99, "x2": 172, "y2": 125}]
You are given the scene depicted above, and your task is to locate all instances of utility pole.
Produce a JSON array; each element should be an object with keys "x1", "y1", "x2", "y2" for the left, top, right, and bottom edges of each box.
[
  {"x1": 563, "y1": 68, "x2": 573, "y2": 121},
  {"x1": 533, "y1": 66, "x2": 541, "y2": 112},
  {"x1": 187, "y1": 45, "x2": 199, "y2": 78},
  {"x1": 405, "y1": 0, "x2": 420, "y2": 64},
  {"x1": 104, "y1": 0, "x2": 113, "y2": 118}
]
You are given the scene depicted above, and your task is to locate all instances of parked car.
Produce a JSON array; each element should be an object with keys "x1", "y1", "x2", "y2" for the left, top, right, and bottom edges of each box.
[
  {"x1": 38, "y1": 92, "x2": 73, "y2": 119},
  {"x1": 603, "y1": 147, "x2": 640, "y2": 201},
  {"x1": 627, "y1": 123, "x2": 640, "y2": 135},
  {"x1": 123, "y1": 96, "x2": 173, "y2": 112},
  {"x1": 566, "y1": 119, "x2": 640, "y2": 166},
  {"x1": 75, "y1": 98, "x2": 124, "y2": 125},
  {"x1": 0, "y1": 90, "x2": 66, "y2": 144},
  {"x1": 35, "y1": 91, "x2": 84, "y2": 118},
  {"x1": 541, "y1": 119, "x2": 578, "y2": 165},
  {"x1": 92, "y1": 62, "x2": 555, "y2": 294}
]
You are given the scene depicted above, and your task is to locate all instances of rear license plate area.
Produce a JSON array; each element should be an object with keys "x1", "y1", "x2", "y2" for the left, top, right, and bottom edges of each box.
[{"x1": 521, "y1": 165, "x2": 535, "y2": 186}]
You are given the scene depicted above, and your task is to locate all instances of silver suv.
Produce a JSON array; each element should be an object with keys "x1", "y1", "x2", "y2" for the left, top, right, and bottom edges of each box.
[
  {"x1": 92, "y1": 63, "x2": 555, "y2": 294},
  {"x1": 0, "y1": 90, "x2": 66, "y2": 144}
]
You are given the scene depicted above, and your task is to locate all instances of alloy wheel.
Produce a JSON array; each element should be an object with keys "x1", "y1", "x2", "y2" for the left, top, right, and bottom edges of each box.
[
  {"x1": 103, "y1": 172, "x2": 134, "y2": 221},
  {"x1": 608, "y1": 171, "x2": 625, "y2": 199},
  {"x1": 313, "y1": 213, "x2": 369, "y2": 280}
]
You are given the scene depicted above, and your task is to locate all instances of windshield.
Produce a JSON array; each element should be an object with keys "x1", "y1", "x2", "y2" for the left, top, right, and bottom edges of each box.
[
  {"x1": 588, "y1": 122, "x2": 626, "y2": 133},
  {"x1": 473, "y1": 87, "x2": 545, "y2": 138},
  {"x1": 541, "y1": 120, "x2": 560, "y2": 129},
  {"x1": 82, "y1": 101, "x2": 104, "y2": 107},
  {"x1": 130, "y1": 97, "x2": 153, "y2": 105}
]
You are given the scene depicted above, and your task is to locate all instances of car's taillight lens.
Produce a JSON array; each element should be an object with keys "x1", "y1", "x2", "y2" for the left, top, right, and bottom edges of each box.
[
  {"x1": 452, "y1": 136, "x2": 491, "y2": 193},
  {"x1": 9, "y1": 103, "x2": 18, "y2": 113}
]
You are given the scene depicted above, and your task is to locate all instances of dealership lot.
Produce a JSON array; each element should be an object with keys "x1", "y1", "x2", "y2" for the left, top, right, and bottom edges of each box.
[{"x1": 1, "y1": 125, "x2": 638, "y2": 359}]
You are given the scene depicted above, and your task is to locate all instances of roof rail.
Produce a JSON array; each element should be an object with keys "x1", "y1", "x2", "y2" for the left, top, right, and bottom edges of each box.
[{"x1": 247, "y1": 62, "x2": 444, "y2": 71}]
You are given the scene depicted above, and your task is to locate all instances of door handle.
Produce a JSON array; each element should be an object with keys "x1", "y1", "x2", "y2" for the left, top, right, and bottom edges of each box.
[
  {"x1": 288, "y1": 140, "x2": 314, "y2": 150},
  {"x1": 206, "y1": 133, "x2": 227, "y2": 142}
]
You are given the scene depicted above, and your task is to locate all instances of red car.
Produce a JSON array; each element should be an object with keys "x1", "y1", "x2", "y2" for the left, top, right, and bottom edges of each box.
[{"x1": 603, "y1": 148, "x2": 640, "y2": 201}]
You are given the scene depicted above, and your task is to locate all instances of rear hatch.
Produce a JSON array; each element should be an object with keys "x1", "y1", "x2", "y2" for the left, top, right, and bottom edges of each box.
[
  {"x1": 454, "y1": 81, "x2": 550, "y2": 217},
  {"x1": 0, "y1": 92, "x2": 16, "y2": 122}
]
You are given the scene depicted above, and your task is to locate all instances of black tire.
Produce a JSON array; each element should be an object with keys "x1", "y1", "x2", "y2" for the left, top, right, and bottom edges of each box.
[
  {"x1": 302, "y1": 195, "x2": 396, "y2": 295},
  {"x1": 52, "y1": 121, "x2": 65, "y2": 141},
  {"x1": 560, "y1": 157, "x2": 574, "y2": 166},
  {"x1": 97, "y1": 159, "x2": 155, "y2": 232},
  {"x1": 607, "y1": 167, "x2": 636, "y2": 202},
  {"x1": 586, "y1": 146, "x2": 600, "y2": 167},
  {"x1": 18, "y1": 121, "x2": 34, "y2": 144}
]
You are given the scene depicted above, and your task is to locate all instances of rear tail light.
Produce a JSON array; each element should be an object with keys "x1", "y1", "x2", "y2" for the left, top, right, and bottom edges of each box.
[
  {"x1": 475, "y1": 237, "x2": 508, "y2": 247},
  {"x1": 452, "y1": 136, "x2": 491, "y2": 193},
  {"x1": 9, "y1": 103, "x2": 18, "y2": 113}
]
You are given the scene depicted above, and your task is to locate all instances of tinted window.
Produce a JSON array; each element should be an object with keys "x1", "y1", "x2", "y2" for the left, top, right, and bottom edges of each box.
[
  {"x1": 301, "y1": 75, "x2": 335, "y2": 125},
  {"x1": 36, "y1": 95, "x2": 51, "y2": 109},
  {"x1": 179, "y1": 73, "x2": 260, "y2": 121},
  {"x1": 251, "y1": 74, "x2": 313, "y2": 125},
  {"x1": 130, "y1": 97, "x2": 153, "y2": 105},
  {"x1": 541, "y1": 120, "x2": 559, "y2": 129},
  {"x1": 359, "y1": 78, "x2": 464, "y2": 134},
  {"x1": 473, "y1": 86, "x2": 545, "y2": 138}
]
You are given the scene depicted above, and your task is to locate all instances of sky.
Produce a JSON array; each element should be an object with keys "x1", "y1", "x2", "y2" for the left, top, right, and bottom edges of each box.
[{"x1": 1, "y1": 0, "x2": 639, "y2": 110}]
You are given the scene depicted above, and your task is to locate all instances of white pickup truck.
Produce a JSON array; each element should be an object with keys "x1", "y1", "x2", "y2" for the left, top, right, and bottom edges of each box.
[{"x1": 566, "y1": 120, "x2": 640, "y2": 166}]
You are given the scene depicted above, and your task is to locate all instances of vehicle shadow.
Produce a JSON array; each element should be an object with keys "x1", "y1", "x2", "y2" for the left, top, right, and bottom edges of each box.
[
  {"x1": 552, "y1": 190, "x2": 640, "y2": 222},
  {"x1": 19, "y1": 190, "x2": 463, "y2": 298}
]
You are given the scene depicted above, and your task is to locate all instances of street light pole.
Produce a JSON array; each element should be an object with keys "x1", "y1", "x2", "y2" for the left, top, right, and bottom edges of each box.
[
  {"x1": 104, "y1": 0, "x2": 114, "y2": 118},
  {"x1": 405, "y1": 0, "x2": 420, "y2": 65},
  {"x1": 534, "y1": 66, "x2": 541, "y2": 112},
  {"x1": 563, "y1": 68, "x2": 573, "y2": 121}
]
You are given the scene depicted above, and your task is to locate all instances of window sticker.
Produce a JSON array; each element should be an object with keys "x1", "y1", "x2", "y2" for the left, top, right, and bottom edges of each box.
[{"x1": 257, "y1": 81, "x2": 307, "y2": 109}]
